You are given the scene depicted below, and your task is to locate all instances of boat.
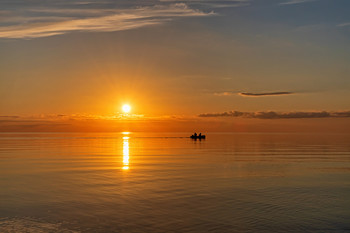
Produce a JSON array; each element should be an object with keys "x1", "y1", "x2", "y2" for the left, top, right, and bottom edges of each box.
[{"x1": 190, "y1": 134, "x2": 206, "y2": 139}]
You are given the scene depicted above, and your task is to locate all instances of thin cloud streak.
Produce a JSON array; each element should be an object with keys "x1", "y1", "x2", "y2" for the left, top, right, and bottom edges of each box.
[
  {"x1": 214, "y1": 91, "x2": 295, "y2": 97},
  {"x1": 0, "y1": 113, "x2": 163, "y2": 122},
  {"x1": 158, "y1": 0, "x2": 250, "y2": 8},
  {"x1": 199, "y1": 110, "x2": 350, "y2": 119},
  {"x1": 214, "y1": 91, "x2": 236, "y2": 96},
  {"x1": 337, "y1": 22, "x2": 350, "y2": 27},
  {"x1": 279, "y1": 0, "x2": 317, "y2": 5},
  {"x1": 239, "y1": 91, "x2": 294, "y2": 97},
  {"x1": 0, "y1": 4, "x2": 214, "y2": 39}
]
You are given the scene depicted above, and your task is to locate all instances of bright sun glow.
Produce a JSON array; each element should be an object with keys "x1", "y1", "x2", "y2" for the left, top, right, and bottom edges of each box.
[{"x1": 122, "y1": 104, "x2": 131, "y2": 113}]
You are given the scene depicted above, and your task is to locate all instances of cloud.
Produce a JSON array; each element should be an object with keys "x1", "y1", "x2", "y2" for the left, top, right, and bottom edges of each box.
[
  {"x1": 158, "y1": 0, "x2": 250, "y2": 8},
  {"x1": 0, "y1": 113, "x2": 145, "y2": 122},
  {"x1": 199, "y1": 110, "x2": 350, "y2": 119},
  {"x1": 337, "y1": 22, "x2": 350, "y2": 27},
  {"x1": 214, "y1": 91, "x2": 295, "y2": 97},
  {"x1": 239, "y1": 91, "x2": 294, "y2": 97},
  {"x1": 0, "y1": 3, "x2": 214, "y2": 39},
  {"x1": 279, "y1": 0, "x2": 317, "y2": 5},
  {"x1": 214, "y1": 91, "x2": 236, "y2": 96},
  {"x1": 0, "y1": 115, "x2": 20, "y2": 118}
]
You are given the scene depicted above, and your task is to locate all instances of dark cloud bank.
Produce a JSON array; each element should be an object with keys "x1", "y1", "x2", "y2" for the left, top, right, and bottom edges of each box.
[
  {"x1": 214, "y1": 91, "x2": 295, "y2": 97},
  {"x1": 239, "y1": 92, "x2": 294, "y2": 97},
  {"x1": 199, "y1": 111, "x2": 350, "y2": 119}
]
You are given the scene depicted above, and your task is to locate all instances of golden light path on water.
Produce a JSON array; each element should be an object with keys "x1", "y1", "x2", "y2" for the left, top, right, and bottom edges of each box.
[{"x1": 122, "y1": 135, "x2": 130, "y2": 170}]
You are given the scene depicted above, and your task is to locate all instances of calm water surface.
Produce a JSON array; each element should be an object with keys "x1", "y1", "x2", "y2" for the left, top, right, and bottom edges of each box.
[{"x1": 0, "y1": 133, "x2": 350, "y2": 232}]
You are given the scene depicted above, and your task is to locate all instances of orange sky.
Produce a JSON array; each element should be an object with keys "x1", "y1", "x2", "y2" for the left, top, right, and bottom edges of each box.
[{"x1": 1, "y1": 0, "x2": 350, "y2": 132}]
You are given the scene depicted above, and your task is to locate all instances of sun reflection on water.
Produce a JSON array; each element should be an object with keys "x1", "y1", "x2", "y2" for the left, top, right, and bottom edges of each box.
[{"x1": 122, "y1": 136, "x2": 130, "y2": 170}]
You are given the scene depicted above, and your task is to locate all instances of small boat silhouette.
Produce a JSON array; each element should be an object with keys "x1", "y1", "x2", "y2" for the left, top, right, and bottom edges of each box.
[{"x1": 190, "y1": 134, "x2": 206, "y2": 139}]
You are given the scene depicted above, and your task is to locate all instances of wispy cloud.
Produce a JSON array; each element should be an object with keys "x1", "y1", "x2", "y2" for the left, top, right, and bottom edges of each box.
[
  {"x1": 199, "y1": 110, "x2": 350, "y2": 119},
  {"x1": 159, "y1": 0, "x2": 250, "y2": 8},
  {"x1": 214, "y1": 91, "x2": 236, "y2": 96},
  {"x1": 0, "y1": 113, "x2": 147, "y2": 122},
  {"x1": 0, "y1": 3, "x2": 214, "y2": 39},
  {"x1": 337, "y1": 22, "x2": 350, "y2": 27},
  {"x1": 214, "y1": 91, "x2": 295, "y2": 97},
  {"x1": 279, "y1": 0, "x2": 317, "y2": 5}
]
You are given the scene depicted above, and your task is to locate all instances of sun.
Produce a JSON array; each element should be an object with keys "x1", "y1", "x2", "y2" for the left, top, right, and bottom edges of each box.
[{"x1": 122, "y1": 104, "x2": 131, "y2": 113}]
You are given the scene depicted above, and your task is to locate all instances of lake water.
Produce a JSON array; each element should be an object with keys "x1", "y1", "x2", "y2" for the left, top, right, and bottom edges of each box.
[{"x1": 1, "y1": 132, "x2": 350, "y2": 232}]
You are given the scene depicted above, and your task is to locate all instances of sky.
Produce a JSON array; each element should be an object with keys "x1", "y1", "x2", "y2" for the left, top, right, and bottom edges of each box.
[{"x1": 1, "y1": 0, "x2": 350, "y2": 132}]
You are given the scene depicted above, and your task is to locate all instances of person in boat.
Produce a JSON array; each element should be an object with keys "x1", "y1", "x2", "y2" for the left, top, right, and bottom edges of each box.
[
  {"x1": 199, "y1": 133, "x2": 201, "y2": 137},
  {"x1": 193, "y1": 133, "x2": 197, "y2": 137}
]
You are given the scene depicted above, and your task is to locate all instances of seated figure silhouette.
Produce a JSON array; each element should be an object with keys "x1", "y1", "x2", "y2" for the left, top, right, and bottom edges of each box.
[{"x1": 191, "y1": 132, "x2": 205, "y2": 139}]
